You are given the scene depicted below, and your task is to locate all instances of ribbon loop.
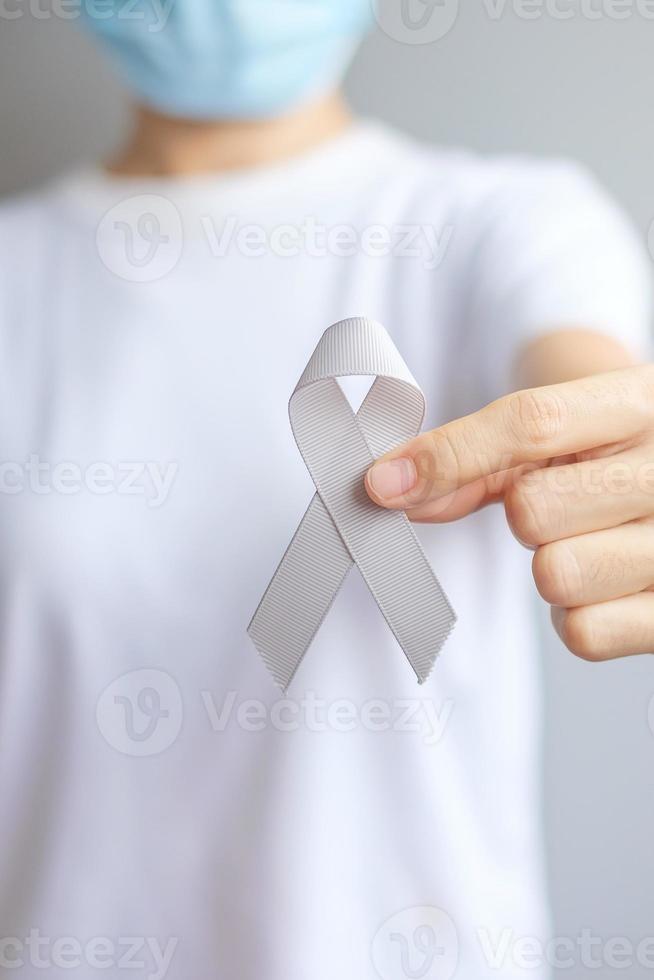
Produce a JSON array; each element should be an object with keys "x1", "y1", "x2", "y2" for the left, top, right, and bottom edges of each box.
[{"x1": 248, "y1": 317, "x2": 456, "y2": 690}]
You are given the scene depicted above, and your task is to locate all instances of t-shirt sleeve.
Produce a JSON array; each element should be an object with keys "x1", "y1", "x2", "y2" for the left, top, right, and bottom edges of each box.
[{"x1": 469, "y1": 160, "x2": 653, "y2": 398}]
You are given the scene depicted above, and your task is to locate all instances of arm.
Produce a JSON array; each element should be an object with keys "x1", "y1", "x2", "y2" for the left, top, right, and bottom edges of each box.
[{"x1": 514, "y1": 328, "x2": 639, "y2": 388}]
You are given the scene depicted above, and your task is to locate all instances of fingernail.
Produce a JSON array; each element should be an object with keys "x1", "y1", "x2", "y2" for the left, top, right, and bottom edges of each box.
[{"x1": 367, "y1": 458, "x2": 417, "y2": 499}]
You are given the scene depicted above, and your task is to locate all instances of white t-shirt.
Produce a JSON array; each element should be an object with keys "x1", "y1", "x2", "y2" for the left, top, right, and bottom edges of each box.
[{"x1": 0, "y1": 121, "x2": 649, "y2": 980}]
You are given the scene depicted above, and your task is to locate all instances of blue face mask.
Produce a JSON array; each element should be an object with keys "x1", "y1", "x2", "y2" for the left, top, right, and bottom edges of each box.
[{"x1": 79, "y1": 0, "x2": 374, "y2": 120}]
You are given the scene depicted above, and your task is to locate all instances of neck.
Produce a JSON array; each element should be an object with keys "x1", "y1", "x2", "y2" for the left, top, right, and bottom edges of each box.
[{"x1": 106, "y1": 93, "x2": 353, "y2": 178}]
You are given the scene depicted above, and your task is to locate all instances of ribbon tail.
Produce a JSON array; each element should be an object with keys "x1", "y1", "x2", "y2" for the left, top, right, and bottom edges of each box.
[{"x1": 247, "y1": 493, "x2": 353, "y2": 691}]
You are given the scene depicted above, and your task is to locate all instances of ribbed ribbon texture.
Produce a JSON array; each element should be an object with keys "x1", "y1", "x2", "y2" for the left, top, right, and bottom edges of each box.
[{"x1": 248, "y1": 317, "x2": 456, "y2": 690}]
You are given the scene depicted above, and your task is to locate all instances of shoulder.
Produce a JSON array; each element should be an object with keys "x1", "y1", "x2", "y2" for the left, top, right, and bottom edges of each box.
[
  {"x1": 0, "y1": 173, "x2": 98, "y2": 324},
  {"x1": 372, "y1": 126, "x2": 649, "y2": 299},
  {"x1": 0, "y1": 186, "x2": 53, "y2": 328},
  {"x1": 0, "y1": 185, "x2": 51, "y2": 253},
  {"x1": 370, "y1": 123, "x2": 628, "y2": 228},
  {"x1": 0, "y1": 175, "x2": 99, "y2": 358},
  {"x1": 0, "y1": 176, "x2": 81, "y2": 278},
  {"x1": 0, "y1": 177, "x2": 70, "y2": 236}
]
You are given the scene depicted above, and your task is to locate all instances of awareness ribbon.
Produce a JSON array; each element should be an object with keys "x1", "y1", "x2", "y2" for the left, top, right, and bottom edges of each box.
[{"x1": 248, "y1": 317, "x2": 456, "y2": 690}]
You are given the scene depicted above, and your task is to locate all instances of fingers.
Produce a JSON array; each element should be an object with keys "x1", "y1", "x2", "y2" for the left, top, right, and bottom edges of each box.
[
  {"x1": 365, "y1": 366, "x2": 654, "y2": 511},
  {"x1": 404, "y1": 461, "x2": 550, "y2": 523},
  {"x1": 551, "y1": 593, "x2": 654, "y2": 661},
  {"x1": 504, "y1": 447, "x2": 654, "y2": 546},
  {"x1": 533, "y1": 518, "x2": 654, "y2": 607},
  {"x1": 406, "y1": 470, "x2": 512, "y2": 523}
]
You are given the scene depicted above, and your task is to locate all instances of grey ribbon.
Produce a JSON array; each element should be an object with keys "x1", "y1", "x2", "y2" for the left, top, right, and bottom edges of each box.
[{"x1": 248, "y1": 317, "x2": 456, "y2": 691}]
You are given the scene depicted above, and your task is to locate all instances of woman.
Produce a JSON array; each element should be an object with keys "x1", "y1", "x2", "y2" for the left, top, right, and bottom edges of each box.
[{"x1": 0, "y1": 2, "x2": 651, "y2": 977}]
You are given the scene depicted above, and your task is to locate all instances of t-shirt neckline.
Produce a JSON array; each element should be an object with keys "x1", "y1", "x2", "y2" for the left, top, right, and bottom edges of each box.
[{"x1": 51, "y1": 119, "x2": 399, "y2": 215}]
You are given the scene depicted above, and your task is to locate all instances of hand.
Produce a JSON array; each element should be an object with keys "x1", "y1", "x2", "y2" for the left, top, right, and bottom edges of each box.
[{"x1": 365, "y1": 366, "x2": 654, "y2": 661}]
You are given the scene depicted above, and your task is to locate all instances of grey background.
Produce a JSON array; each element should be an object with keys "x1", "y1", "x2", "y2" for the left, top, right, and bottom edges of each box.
[{"x1": 1, "y1": 3, "x2": 654, "y2": 976}]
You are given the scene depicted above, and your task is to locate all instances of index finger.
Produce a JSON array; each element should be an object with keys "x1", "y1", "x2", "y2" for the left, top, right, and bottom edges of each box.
[{"x1": 364, "y1": 366, "x2": 653, "y2": 509}]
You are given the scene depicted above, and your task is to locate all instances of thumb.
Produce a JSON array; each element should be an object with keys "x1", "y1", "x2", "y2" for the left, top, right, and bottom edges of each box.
[{"x1": 365, "y1": 462, "x2": 545, "y2": 524}]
